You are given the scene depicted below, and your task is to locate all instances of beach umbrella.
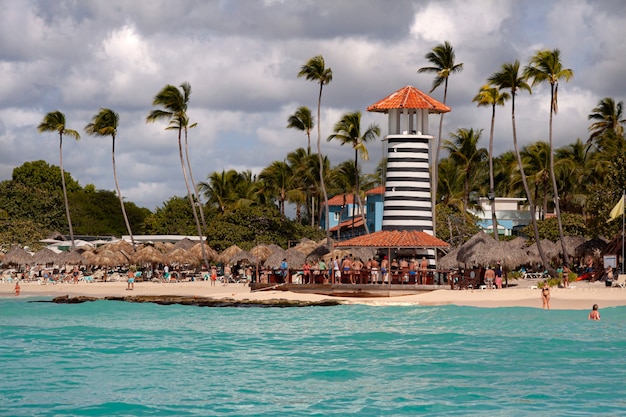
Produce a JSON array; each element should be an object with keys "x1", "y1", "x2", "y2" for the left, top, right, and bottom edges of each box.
[
  {"x1": 456, "y1": 232, "x2": 497, "y2": 266},
  {"x1": 190, "y1": 243, "x2": 219, "y2": 262},
  {"x1": 218, "y1": 245, "x2": 242, "y2": 264},
  {"x1": 229, "y1": 250, "x2": 258, "y2": 265},
  {"x1": 92, "y1": 249, "x2": 128, "y2": 267},
  {"x1": 555, "y1": 236, "x2": 585, "y2": 259},
  {"x1": 57, "y1": 250, "x2": 85, "y2": 265},
  {"x1": 285, "y1": 248, "x2": 306, "y2": 269},
  {"x1": 155, "y1": 241, "x2": 175, "y2": 254},
  {"x1": 577, "y1": 238, "x2": 608, "y2": 258},
  {"x1": 0, "y1": 252, "x2": 4, "y2": 263},
  {"x1": 264, "y1": 251, "x2": 291, "y2": 269},
  {"x1": 174, "y1": 238, "x2": 196, "y2": 250},
  {"x1": 305, "y1": 243, "x2": 332, "y2": 261},
  {"x1": 131, "y1": 245, "x2": 166, "y2": 265},
  {"x1": 3, "y1": 246, "x2": 33, "y2": 266},
  {"x1": 250, "y1": 244, "x2": 273, "y2": 261},
  {"x1": 438, "y1": 246, "x2": 460, "y2": 270},
  {"x1": 166, "y1": 248, "x2": 199, "y2": 265},
  {"x1": 104, "y1": 239, "x2": 135, "y2": 253},
  {"x1": 32, "y1": 248, "x2": 59, "y2": 265},
  {"x1": 527, "y1": 239, "x2": 559, "y2": 263},
  {"x1": 322, "y1": 249, "x2": 352, "y2": 264},
  {"x1": 293, "y1": 238, "x2": 318, "y2": 255}
]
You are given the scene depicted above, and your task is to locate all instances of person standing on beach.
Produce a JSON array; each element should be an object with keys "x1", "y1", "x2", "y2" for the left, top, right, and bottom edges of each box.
[
  {"x1": 332, "y1": 256, "x2": 341, "y2": 284},
  {"x1": 210, "y1": 265, "x2": 217, "y2": 286},
  {"x1": 370, "y1": 258, "x2": 379, "y2": 284},
  {"x1": 495, "y1": 262, "x2": 503, "y2": 289},
  {"x1": 280, "y1": 258, "x2": 288, "y2": 284},
  {"x1": 541, "y1": 282, "x2": 550, "y2": 309},
  {"x1": 14, "y1": 281, "x2": 21, "y2": 296},
  {"x1": 484, "y1": 267, "x2": 495, "y2": 289},
  {"x1": 419, "y1": 257, "x2": 428, "y2": 284},
  {"x1": 588, "y1": 304, "x2": 600, "y2": 320},
  {"x1": 381, "y1": 256, "x2": 389, "y2": 284},
  {"x1": 126, "y1": 270, "x2": 135, "y2": 290}
]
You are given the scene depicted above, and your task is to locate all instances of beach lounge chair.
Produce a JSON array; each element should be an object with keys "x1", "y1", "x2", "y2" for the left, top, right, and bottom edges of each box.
[{"x1": 612, "y1": 274, "x2": 626, "y2": 288}]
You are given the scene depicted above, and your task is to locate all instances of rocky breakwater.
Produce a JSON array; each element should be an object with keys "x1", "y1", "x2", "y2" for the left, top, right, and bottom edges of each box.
[{"x1": 50, "y1": 294, "x2": 342, "y2": 308}]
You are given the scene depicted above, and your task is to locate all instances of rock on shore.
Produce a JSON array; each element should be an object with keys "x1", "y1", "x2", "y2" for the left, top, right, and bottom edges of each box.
[{"x1": 50, "y1": 294, "x2": 342, "y2": 307}]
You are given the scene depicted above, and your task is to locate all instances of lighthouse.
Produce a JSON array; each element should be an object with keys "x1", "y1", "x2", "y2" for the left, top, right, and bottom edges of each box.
[{"x1": 367, "y1": 86, "x2": 450, "y2": 265}]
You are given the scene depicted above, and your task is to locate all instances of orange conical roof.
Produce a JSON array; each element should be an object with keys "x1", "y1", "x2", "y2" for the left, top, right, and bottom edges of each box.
[{"x1": 367, "y1": 85, "x2": 450, "y2": 114}]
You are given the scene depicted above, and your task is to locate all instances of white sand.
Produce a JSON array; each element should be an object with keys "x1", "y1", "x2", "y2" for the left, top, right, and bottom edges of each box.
[{"x1": 1, "y1": 278, "x2": 624, "y2": 310}]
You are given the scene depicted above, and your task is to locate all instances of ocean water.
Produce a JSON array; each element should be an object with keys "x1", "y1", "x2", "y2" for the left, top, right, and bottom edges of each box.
[{"x1": 1, "y1": 298, "x2": 625, "y2": 417}]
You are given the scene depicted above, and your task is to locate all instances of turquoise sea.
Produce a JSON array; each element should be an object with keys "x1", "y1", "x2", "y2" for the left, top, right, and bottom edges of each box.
[{"x1": 1, "y1": 298, "x2": 625, "y2": 417}]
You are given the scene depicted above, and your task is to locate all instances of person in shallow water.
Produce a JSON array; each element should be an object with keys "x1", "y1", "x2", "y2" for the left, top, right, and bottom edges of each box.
[
  {"x1": 588, "y1": 304, "x2": 600, "y2": 320},
  {"x1": 541, "y1": 281, "x2": 550, "y2": 309}
]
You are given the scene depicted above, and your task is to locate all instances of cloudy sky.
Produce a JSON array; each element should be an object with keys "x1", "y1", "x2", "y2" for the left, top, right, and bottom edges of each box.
[{"x1": 1, "y1": 0, "x2": 624, "y2": 211}]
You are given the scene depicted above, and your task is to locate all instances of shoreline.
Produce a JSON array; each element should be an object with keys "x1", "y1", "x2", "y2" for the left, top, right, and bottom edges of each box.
[{"x1": 2, "y1": 279, "x2": 624, "y2": 310}]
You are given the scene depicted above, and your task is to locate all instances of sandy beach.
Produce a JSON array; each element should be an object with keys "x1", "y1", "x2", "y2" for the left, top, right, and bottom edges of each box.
[{"x1": 2, "y1": 277, "x2": 625, "y2": 310}]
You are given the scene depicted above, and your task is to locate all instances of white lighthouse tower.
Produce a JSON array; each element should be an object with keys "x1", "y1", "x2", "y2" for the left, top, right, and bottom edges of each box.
[{"x1": 367, "y1": 86, "x2": 450, "y2": 265}]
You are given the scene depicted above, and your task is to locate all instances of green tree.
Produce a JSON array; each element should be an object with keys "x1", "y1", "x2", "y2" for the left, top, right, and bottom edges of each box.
[
  {"x1": 287, "y1": 106, "x2": 314, "y2": 156},
  {"x1": 37, "y1": 111, "x2": 81, "y2": 250},
  {"x1": 143, "y1": 196, "x2": 198, "y2": 235},
  {"x1": 520, "y1": 141, "x2": 552, "y2": 220},
  {"x1": 147, "y1": 82, "x2": 208, "y2": 267},
  {"x1": 259, "y1": 161, "x2": 292, "y2": 217},
  {"x1": 418, "y1": 41, "x2": 464, "y2": 233},
  {"x1": 285, "y1": 148, "x2": 318, "y2": 225},
  {"x1": 587, "y1": 97, "x2": 626, "y2": 148},
  {"x1": 84, "y1": 108, "x2": 136, "y2": 250},
  {"x1": 327, "y1": 111, "x2": 380, "y2": 234},
  {"x1": 524, "y1": 48, "x2": 574, "y2": 265},
  {"x1": 298, "y1": 55, "x2": 333, "y2": 243},
  {"x1": 442, "y1": 128, "x2": 487, "y2": 217},
  {"x1": 473, "y1": 84, "x2": 510, "y2": 241},
  {"x1": 488, "y1": 61, "x2": 553, "y2": 274}
]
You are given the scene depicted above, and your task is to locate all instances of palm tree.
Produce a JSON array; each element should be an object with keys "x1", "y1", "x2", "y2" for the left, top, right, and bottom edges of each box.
[
  {"x1": 473, "y1": 85, "x2": 510, "y2": 241},
  {"x1": 418, "y1": 41, "x2": 464, "y2": 234},
  {"x1": 525, "y1": 48, "x2": 574, "y2": 265},
  {"x1": 588, "y1": 97, "x2": 626, "y2": 147},
  {"x1": 298, "y1": 55, "x2": 333, "y2": 244},
  {"x1": 442, "y1": 128, "x2": 487, "y2": 216},
  {"x1": 287, "y1": 106, "x2": 314, "y2": 156},
  {"x1": 521, "y1": 141, "x2": 552, "y2": 221},
  {"x1": 37, "y1": 111, "x2": 80, "y2": 250},
  {"x1": 84, "y1": 108, "x2": 136, "y2": 251},
  {"x1": 327, "y1": 111, "x2": 380, "y2": 234},
  {"x1": 259, "y1": 161, "x2": 293, "y2": 217},
  {"x1": 146, "y1": 82, "x2": 208, "y2": 268},
  {"x1": 286, "y1": 148, "x2": 318, "y2": 225},
  {"x1": 180, "y1": 114, "x2": 208, "y2": 234},
  {"x1": 199, "y1": 170, "x2": 239, "y2": 214},
  {"x1": 488, "y1": 61, "x2": 552, "y2": 274}
]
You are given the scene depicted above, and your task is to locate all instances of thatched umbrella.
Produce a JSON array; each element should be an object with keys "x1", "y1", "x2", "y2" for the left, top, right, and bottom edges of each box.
[
  {"x1": 322, "y1": 249, "x2": 352, "y2": 264},
  {"x1": 438, "y1": 246, "x2": 460, "y2": 270},
  {"x1": 456, "y1": 232, "x2": 497, "y2": 266},
  {"x1": 285, "y1": 247, "x2": 306, "y2": 269},
  {"x1": 229, "y1": 250, "x2": 258, "y2": 265},
  {"x1": 0, "y1": 252, "x2": 4, "y2": 263},
  {"x1": 250, "y1": 244, "x2": 273, "y2": 262},
  {"x1": 57, "y1": 250, "x2": 85, "y2": 265},
  {"x1": 166, "y1": 248, "x2": 199, "y2": 265},
  {"x1": 3, "y1": 246, "x2": 32, "y2": 266},
  {"x1": 104, "y1": 240, "x2": 134, "y2": 253},
  {"x1": 577, "y1": 237, "x2": 608, "y2": 259},
  {"x1": 555, "y1": 236, "x2": 585, "y2": 259},
  {"x1": 293, "y1": 238, "x2": 318, "y2": 255},
  {"x1": 174, "y1": 238, "x2": 196, "y2": 250},
  {"x1": 155, "y1": 241, "x2": 175, "y2": 254},
  {"x1": 91, "y1": 249, "x2": 128, "y2": 267},
  {"x1": 264, "y1": 251, "x2": 292, "y2": 269},
  {"x1": 305, "y1": 243, "x2": 332, "y2": 261},
  {"x1": 527, "y1": 239, "x2": 559, "y2": 262},
  {"x1": 218, "y1": 245, "x2": 242, "y2": 264},
  {"x1": 190, "y1": 243, "x2": 218, "y2": 262},
  {"x1": 131, "y1": 245, "x2": 166, "y2": 265},
  {"x1": 32, "y1": 248, "x2": 59, "y2": 265}
]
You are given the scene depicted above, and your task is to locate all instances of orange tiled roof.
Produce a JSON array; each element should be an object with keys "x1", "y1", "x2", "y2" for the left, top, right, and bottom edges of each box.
[
  {"x1": 366, "y1": 185, "x2": 384, "y2": 195},
  {"x1": 327, "y1": 193, "x2": 355, "y2": 206},
  {"x1": 335, "y1": 230, "x2": 450, "y2": 248},
  {"x1": 367, "y1": 85, "x2": 450, "y2": 114},
  {"x1": 329, "y1": 216, "x2": 364, "y2": 232}
]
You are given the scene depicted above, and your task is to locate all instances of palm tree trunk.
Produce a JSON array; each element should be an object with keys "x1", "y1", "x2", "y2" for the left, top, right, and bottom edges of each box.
[
  {"x1": 317, "y1": 84, "x2": 331, "y2": 245},
  {"x1": 432, "y1": 80, "x2": 449, "y2": 237},
  {"x1": 511, "y1": 95, "x2": 553, "y2": 275},
  {"x1": 178, "y1": 130, "x2": 208, "y2": 269},
  {"x1": 111, "y1": 134, "x2": 136, "y2": 251},
  {"x1": 549, "y1": 85, "x2": 569, "y2": 266},
  {"x1": 184, "y1": 128, "x2": 207, "y2": 234},
  {"x1": 489, "y1": 104, "x2": 499, "y2": 242},
  {"x1": 58, "y1": 133, "x2": 75, "y2": 251}
]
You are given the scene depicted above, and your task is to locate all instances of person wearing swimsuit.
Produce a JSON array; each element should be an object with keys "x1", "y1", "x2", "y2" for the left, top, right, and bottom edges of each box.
[
  {"x1": 542, "y1": 282, "x2": 551, "y2": 309},
  {"x1": 588, "y1": 304, "x2": 600, "y2": 320}
]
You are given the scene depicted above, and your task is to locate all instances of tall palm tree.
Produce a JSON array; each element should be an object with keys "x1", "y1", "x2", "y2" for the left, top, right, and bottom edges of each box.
[
  {"x1": 146, "y1": 82, "x2": 208, "y2": 268},
  {"x1": 287, "y1": 106, "x2": 314, "y2": 156},
  {"x1": 37, "y1": 111, "x2": 80, "y2": 250},
  {"x1": 199, "y1": 170, "x2": 239, "y2": 214},
  {"x1": 418, "y1": 41, "x2": 464, "y2": 234},
  {"x1": 588, "y1": 97, "x2": 626, "y2": 147},
  {"x1": 84, "y1": 108, "x2": 136, "y2": 251},
  {"x1": 472, "y1": 85, "x2": 510, "y2": 241},
  {"x1": 521, "y1": 141, "x2": 552, "y2": 221},
  {"x1": 286, "y1": 148, "x2": 318, "y2": 225},
  {"x1": 327, "y1": 111, "x2": 381, "y2": 234},
  {"x1": 298, "y1": 55, "x2": 333, "y2": 244},
  {"x1": 488, "y1": 61, "x2": 552, "y2": 273},
  {"x1": 442, "y1": 128, "x2": 487, "y2": 216},
  {"x1": 180, "y1": 114, "x2": 208, "y2": 234},
  {"x1": 525, "y1": 48, "x2": 574, "y2": 265},
  {"x1": 555, "y1": 139, "x2": 590, "y2": 212}
]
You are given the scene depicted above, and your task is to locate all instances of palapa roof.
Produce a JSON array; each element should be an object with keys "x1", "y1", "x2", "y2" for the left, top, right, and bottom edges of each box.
[
  {"x1": 367, "y1": 85, "x2": 451, "y2": 114},
  {"x1": 335, "y1": 230, "x2": 449, "y2": 248},
  {"x1": 3, "y1": 246, "x2": 32, "y2": 265}
]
